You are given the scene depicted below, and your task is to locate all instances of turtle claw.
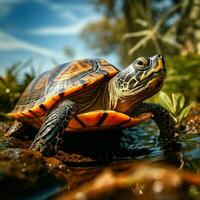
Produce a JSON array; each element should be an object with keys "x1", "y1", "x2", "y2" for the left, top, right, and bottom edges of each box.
[
  {"x1": 30, "y1": 129, "x2": 64, "y2": 156},
  {"x1": 30, "y1": 138, "x2": 57, "y2": 156},
  {"x1": 39, "y1": 143, "x2": 56, "y2": 157}
]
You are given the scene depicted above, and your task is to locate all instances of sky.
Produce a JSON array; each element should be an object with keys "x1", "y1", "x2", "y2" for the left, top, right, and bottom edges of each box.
[{"x1": 0, "y1": 0, "x2": 118, "y2": 75}]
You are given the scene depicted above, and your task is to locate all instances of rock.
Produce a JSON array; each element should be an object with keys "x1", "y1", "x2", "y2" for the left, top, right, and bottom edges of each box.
[
  {"x1": 0, "y1": 148, "x2": 63, "y2": 199},
  {"x1": 0, "y1": 149, "x2": 45, "y2": 190}
]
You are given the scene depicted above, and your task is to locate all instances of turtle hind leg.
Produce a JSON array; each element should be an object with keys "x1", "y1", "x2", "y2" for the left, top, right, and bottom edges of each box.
[
  {"x1": 5, "y1": 120, "x2": 37, "y2": 139},
  {"x1": 131, "y1": 103, "x2": 176, "y2": 138},
  {"x1": 29, "y1": 100, "x2": 76, "y2": 156}
]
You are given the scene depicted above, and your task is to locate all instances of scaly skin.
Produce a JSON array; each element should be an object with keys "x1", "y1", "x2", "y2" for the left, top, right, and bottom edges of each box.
[
  {"x1": 131, "y1": 103, "x2": 176, "y2": 139},
  {"x1": 29, "y1": 100, "x2": 76, "y2": 155}
]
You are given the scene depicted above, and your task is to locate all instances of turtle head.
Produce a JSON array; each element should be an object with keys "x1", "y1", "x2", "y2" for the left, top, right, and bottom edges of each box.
[{"x1": 112, "y1": 54, "x2": 166, "y2": 112}]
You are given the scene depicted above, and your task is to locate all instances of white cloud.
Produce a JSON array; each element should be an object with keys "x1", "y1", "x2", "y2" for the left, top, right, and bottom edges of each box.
[
  {"x1": 59, "y1": 12, "x2": 78, "y2": 22},
  {"x1": 30, "y1": 14, "x2": 100, "y2": 36},
  {"x1": 0, "y1": 30, "x2": 56, "y2": 57},
  {"x1": 37, "y1": 0, "x2": 90, "y2": 12},
  {"x1": 30, "y1": 20, "x2": 85, "y2": 35},
  {"x1": 36, "y1": 0, "x2": 95, "y2": 21}
]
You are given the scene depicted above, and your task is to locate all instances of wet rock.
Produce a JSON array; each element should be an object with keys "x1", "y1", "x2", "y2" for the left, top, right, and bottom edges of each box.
[
  {"x1": 0, "y1": 148, "x2": 63, "y2": 199},
  {"x1": 0, "y1": 149, "x2": 45, "y2": 190}
]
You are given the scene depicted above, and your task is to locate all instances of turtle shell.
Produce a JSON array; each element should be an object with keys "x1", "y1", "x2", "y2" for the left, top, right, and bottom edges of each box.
[
  {"x1": 8, "y1": 59, "x2": 119, "y2": 120},
  {"x1": 67, "y1": 110, "x2": 152, "y2": 132}
]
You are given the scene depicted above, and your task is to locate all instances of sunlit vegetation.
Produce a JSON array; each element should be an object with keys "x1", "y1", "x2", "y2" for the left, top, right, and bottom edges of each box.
[
  {"x1": 81, "y1": 0, "x2": 200, "y2": 107},
  {"x1": 0, "y1": 60, "x2": 36, "y2": 113},
  {"x1": 159, "y1": 92, "x2": 191, "y2": 129},
  {"x1": 81, "y1": 0, "x2": 200, "y2": 62},
  {"x1": 164, "y1": 55, "x2": 200, "y2": 103}
]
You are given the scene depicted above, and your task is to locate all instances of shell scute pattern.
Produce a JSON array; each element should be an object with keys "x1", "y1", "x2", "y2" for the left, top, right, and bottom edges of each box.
[
  {"x1": 17, "y1": 72, "x2": 48, "y2": 106},
  {"x1": 9, "y1": 59, "x2": 119, "y2": 119}
]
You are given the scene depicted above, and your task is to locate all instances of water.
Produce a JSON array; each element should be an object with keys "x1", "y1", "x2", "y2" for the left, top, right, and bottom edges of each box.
[
  {"x1": 0, "y1": 120, "x2": 199, "y2": 199},
  {"x1": 121, "y1": 121, "x2": 200, "y2": 172},
  {"x1": 0, "y1": 120, "x2": 199, "y2": 170}
]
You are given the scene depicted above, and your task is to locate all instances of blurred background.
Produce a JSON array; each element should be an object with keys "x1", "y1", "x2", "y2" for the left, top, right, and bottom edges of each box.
[{"x1": 0, "y1": 0, "x2": 199, "y2": 113}]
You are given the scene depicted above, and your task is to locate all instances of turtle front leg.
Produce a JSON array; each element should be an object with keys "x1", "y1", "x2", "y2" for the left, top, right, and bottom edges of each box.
[{"x1": 29, "y1": 100, "x2": 77, "y2": 156}]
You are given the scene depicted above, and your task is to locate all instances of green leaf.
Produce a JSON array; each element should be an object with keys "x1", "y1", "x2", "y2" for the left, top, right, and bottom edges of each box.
[
  {"x1": 178, "y1": 105, "x2": 192, "y2": 123},
  {"x1": 172, "y1": 93, "x2": 183, "y2": 114},
  {"x1": 159, "y1": 91, "x2": 174, "y2": 113},
  {"x1": 172, "y1": 93, "x2": 178, "y2": 114},
  {"x1": 179, "y1": 94, "x2": 185, "y2": 110},
  {"x1": 171, "y1": 93, "x2": 186, "y2": 115}
]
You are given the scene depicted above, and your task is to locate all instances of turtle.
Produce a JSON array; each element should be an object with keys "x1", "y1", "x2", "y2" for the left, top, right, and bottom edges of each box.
[{"x1": 7, "y1": 54, "x2": 175, "y2": 155}]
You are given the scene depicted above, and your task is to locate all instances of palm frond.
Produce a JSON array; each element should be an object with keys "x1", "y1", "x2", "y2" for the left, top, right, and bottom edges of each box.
[
  {"x1": 128, "y1": 35, "x2": 151, "y2": 55},
  {"x1": 122, "y1": 30, "x2": 150, "y2": 40},
  {"x1": 158, "y1": 34, "x2": 182, "y2": 49},
  {"x1": 134, "y1": 18, "x2": 148, "y2": 27}
]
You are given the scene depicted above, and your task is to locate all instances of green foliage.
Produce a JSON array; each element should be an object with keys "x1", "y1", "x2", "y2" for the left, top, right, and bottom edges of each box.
[
  {"x1": 163, "y1": 55, "x2": 200, "y2": 103},
  {"x1": 81, "y1": 0, "x2": 200, "y2": 65},
  {"x1": 159, "y1": 91, "x2": 191, "y2": 126},
  {"x1": 80, "y1": 0, "x2": 200, "y2": 104},
  {"x1": 81, "y1": 1, "x2": 169, "y2": 66},
  {"x1": 122, "y1": 2, "x2": 183, "y2": 55},
  {"x1": 0, "y1": 60, "x2": 36, "y2": 113},
  {"x1": 81, "y1": 0, "x2": 200, "y2": 67},
  {"x1": 188, "y1": 185, "x2": 200, "y2": 198}
]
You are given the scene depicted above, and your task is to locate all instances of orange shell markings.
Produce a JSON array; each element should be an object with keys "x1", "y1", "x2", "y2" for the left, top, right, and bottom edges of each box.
[
  {"x1": 8, "y1": 59, "x2": 119, "y2": 120},
  {"x1": 67, "y1": 110, "x2": 152, "y2": 132},
  {"x1": 54, "y1": 60, "x2": 93, "y2": 81}
]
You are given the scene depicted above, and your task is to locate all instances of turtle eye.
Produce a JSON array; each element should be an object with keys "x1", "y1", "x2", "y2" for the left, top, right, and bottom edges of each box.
[
  {"x1": 135, "y1": 57, "x2": 149, "y2": 70},
  {"x1": 137, "y1": 61, "x2": 143, "y2": 65}
]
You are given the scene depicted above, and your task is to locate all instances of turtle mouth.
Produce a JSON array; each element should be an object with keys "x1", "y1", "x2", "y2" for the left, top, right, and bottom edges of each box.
[
  {"x1": 148, "y1": 71, "x2": 165, "y2": 89},
  {"x1": 139, "y1": 70, "x2": 166, "y2": 88},
  {"x1": 151, "y1": 70, "x2": 166, "y2": 80},
  {"x1": 127, "y1": 70, "x2": 165, "y2": 94},
  {"x1": 147, "y1": 74, "x2": 165, "y2": 89}
]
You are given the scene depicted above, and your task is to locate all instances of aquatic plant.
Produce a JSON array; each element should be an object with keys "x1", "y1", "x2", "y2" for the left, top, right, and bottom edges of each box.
[{"x1": 159, "y1": 91, "x2": 191, "y2": 129}]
